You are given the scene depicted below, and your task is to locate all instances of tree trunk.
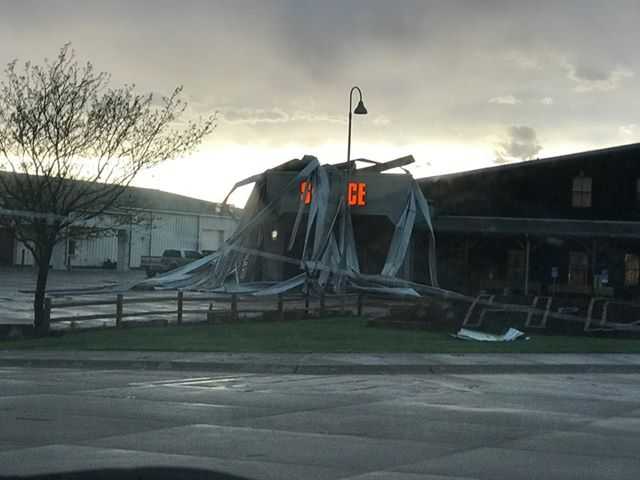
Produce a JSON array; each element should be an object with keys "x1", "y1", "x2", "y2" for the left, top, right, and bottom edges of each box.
[{"x1": 33, "y1": 242, "x2": 53, "y2": 336}]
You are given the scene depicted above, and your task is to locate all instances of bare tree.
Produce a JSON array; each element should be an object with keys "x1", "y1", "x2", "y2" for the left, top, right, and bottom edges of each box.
[{"x1": 0, "y1": 45, "x2": 215, "y2": 334}]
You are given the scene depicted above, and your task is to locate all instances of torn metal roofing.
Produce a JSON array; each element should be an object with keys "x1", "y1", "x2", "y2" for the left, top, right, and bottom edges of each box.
[{"x1": 136, "y1": 155, "x2": 439, "y2": 296}]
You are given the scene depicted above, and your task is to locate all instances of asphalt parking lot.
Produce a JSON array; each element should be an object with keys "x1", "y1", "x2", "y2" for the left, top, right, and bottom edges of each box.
[
  {"x1": 0, "y1": 268, "x2": 236, "y2": 329},
  {"x1": 2, "y1": 367, "x2": 640, "y2": 479},
  {"x1": 0, "y1": 268, "x2": 362, "y2": 330},
  {"x1": 0, "y1": 268, "x2": 148, "y2": 327}
]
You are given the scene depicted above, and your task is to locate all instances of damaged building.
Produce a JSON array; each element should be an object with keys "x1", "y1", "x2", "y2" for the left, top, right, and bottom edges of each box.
[
  {"x1": 140, "y1": 154, "x2": 440, "y2": 295},
  {"x1": 141, "y1": 141, "x2": 640, "y2": 305},
  {"x1": 420, "y1": 142, "x2": 640, "y2": 300}
]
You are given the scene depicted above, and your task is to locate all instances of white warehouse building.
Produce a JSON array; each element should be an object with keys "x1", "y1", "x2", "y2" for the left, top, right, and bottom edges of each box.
[{"x1": 0, "y1": 186, "x2": 239, "y2": 271}]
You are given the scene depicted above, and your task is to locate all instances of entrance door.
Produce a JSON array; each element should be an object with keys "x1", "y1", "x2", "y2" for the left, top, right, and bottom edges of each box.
[{"x1": 0, "y1": 228, "x2": 15, "y2": 265}]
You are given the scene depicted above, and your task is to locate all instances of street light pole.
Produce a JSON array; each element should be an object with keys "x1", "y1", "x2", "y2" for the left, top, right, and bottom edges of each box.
[{"x1": 347, "y1": 86, "x2": 367, "y2": 169}]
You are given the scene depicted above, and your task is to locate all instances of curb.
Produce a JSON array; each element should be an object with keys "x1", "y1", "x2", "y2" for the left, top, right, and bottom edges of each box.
[{"x1": 2, "y1": 358, "x2": 640, "y2": 375}]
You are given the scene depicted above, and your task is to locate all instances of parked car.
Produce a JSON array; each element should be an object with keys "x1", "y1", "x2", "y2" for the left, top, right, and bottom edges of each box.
[{"x1": 140, "y1": 249, "x2": 203, "y2": 277}]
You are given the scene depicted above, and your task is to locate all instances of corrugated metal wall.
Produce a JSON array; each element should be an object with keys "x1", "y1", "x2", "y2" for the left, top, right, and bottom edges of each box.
[
  {"x1": 14, "y1": 241, "x2": 34, "y2": 266},
  {"x1": 149, "y1": 213, "x2": 199, "y2": 256},
  {"x1": 70, "y1": 235, "x2": 118, "y2": 267},
  {"x1": 11, "y1": 211, "x2": 238, "y2": 269},
  {"x1": 14, "y1": 241, "x2": 66, "y2": 268},
  {"x1": 129, "y1": 221, "x2": 152, "y2": 268},
  {"x1": 199, "y1": 216, "x2": 228, "y2": 251}
]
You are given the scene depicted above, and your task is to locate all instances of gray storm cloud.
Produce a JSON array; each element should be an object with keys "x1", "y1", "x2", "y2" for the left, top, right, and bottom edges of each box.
[
  {"x1": 0, "y1": 0, "x2": 639, "y2": 152},
  {"x1": 495, "y1": 126, "x2": 543, "y2": 164},
  {"x1": 565, "y1": 63, "x2": 634, "y2": 92}
]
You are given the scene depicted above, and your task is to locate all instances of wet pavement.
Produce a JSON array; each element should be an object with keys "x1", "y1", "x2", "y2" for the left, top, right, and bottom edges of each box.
[
  {"x1": 0, "y1": 268, "x2": 147, "y2": 327},
  {"x1": 0, "y1": 268, "x2": 262, "y2": 330},
  {"x1": 0, "y1": 268, "x2": 363, "y2": 330},
  {"x1": 1, "y1": 367, "x2": 640, "y2": 479},
  {"x1": 3, "y1": 350, "x2": 640, "y2": 375}
]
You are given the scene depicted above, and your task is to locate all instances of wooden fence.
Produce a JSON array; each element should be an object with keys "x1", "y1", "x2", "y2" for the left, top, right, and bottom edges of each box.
[
  {"x1": 43, "y1": 290, "x2": 371, "y2": 328},
  {"x1": 43, "y1": 289, "x2": 640, "y2": 333}
]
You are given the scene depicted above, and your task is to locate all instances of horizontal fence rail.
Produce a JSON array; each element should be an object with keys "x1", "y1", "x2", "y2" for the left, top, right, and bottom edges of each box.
[
  {"x1": 43, "y1": 290, "x2": 378, "y2": 328},
  {"x1": 44, "y1": 287, "x2": 640, "y2": 333}
]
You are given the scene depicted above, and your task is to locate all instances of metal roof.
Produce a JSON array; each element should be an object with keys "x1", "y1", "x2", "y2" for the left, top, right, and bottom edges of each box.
[
  {"x1": 419, "y1": 142, "x2": 640, "y2": 183},
  {"x1": 0, "y1": 170, "x2": 239, "y2": 217}
]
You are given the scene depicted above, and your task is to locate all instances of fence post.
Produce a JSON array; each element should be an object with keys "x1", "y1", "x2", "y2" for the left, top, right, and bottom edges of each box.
[
  {"x1": 277, "y1": 294, "x2": 284, "y2": 321},
  {"x1": 231, "y1": 294, "x2": 238, "y2": 321},
  {"x1": 177, "y1": 290, "x2": 183, "y2": 325},
  {"x1": 357, "y1": 294, "x2": 364, "y2": 317},
  {"x1": 116, "y1": 294, "x2": 123, "y2": 327},
  {"x1": 43, "y1": 297, "x2": 52, "y2": 327},
  {"x1": 304, "y1": 277, "x2": 310, "y2": 318},
  {"x1": 319, "y1": 291, "x2": 325, "y2": 316}
]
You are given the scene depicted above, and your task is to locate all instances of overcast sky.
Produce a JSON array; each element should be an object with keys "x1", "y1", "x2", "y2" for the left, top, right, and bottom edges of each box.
[{"x1": 1, "y1": 0, "x2": 639, "y2": 205}]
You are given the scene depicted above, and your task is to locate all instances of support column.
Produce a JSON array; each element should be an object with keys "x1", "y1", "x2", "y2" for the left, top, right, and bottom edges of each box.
[
  {"x1": 524, "y1": 235, "x2": 531, "y2": 296},
  {"x1": 463, "y1": 237, "x2": 471, "y2": 294},
  {"x1": 591, "y1": 238, "x2": 598, "y2": 293},
  {"x1": 50, "y1": 242, "x2": 66, "y2": 270},
  {"x1": 117, "y1": 230, "x2": 130, "y2": 272}
]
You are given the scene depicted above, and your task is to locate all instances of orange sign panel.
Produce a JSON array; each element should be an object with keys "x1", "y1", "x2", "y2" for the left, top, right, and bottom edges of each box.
[
  {"x1": 300, "y1": 181, "x2": 312, "y2": 204},
  {"x1": 299, "y1": 180, "x2": 367, "y2": 206},
  {"x1": 347, "y1": 182, "x2": 367, "y2": 206}
]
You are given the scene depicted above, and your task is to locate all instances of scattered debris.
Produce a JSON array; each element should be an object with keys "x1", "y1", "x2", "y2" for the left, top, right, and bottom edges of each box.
[{"x1": 453, "y1": 327, "x2": 528, "y2": 342}]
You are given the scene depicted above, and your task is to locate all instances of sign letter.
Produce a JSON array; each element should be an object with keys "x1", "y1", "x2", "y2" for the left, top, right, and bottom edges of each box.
[
  {"x1": 300, "y1": 181, "x2": 312, "y2": 205},
  {"x1": 347, "y1": 182, "x2": 366, "y2": 206}
]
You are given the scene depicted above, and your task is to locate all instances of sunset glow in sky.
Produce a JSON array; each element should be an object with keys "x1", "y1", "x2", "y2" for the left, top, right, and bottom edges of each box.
[{"x1": 1, "y1": 0, "x2": 639, "y2": 206}]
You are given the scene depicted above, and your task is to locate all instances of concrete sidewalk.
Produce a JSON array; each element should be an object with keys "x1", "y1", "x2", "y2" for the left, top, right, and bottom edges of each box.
[{"x1": 2, "y1": 349, "x2": 640, "y2": 374}]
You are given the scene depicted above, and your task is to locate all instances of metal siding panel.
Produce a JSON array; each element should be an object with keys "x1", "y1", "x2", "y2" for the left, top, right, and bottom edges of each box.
[
  {"x1": 129, "y1": 222, "x2": 151, "y2": 268},
  {"x1": 10, "y1": 213, "x2": 237, "y2": 268},
  {"x1": 150, "y1": 213, "x2": 198, "y2": 255},
  {"x1": 199, "y1": 217, "x2": 223, "y2": 251},
  {"x1": 71, "y1": 235, "x2": 117, "y2": 267},
  {"x1": 198, "y1": 216, "x2": 239, "y2": 251},
  {"x1": 15, "y1": 241, "x2": 34, "y2": 266}
]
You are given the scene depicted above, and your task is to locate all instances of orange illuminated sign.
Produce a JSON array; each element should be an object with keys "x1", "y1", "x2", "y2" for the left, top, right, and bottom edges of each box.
[
  {"x1": 300, "y1": 181, "x2": 312, "y2": 205},
  {"x1": 347, "y1": 182, "x2": 367, "y2": 206},
  {"x1": 299, "y1": 181, "x2": 366, "y2": 206}
]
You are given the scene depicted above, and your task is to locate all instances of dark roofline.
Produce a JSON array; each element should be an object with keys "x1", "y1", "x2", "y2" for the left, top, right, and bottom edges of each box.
[
  {"x1": 419, "y1": 142, "x2": 640, "y2": 182},
  {"x1": 126, "y1": 184, "x2": 223, "y2": 211},
  {"x1": 0, "y1": 170, "x2": 239, "y2": 216},
  {"x1": 95, "y1": 183, "x2": 242, "y2": 216}
]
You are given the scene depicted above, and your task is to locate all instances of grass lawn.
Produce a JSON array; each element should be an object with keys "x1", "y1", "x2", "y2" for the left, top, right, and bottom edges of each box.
[{"x1": 2, "y1": 317, "x2": 640, "y2": 353}]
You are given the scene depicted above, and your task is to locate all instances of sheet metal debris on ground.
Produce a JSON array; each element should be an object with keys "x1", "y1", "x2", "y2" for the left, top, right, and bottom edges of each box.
[{"x1": 453, "y1": 327, "x2": 528, "y2": 342}]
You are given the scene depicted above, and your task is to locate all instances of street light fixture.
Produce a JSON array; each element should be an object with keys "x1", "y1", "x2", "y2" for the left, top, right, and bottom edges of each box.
[{"x1": 347, "y1": 86, "x2": 367, "y2": 168}]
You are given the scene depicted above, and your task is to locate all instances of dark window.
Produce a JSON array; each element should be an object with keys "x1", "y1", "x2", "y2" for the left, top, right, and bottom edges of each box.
[
  {"x1": 624, "y1": 254, "x2": 640, "y2": 286},
  {"x1": 568, "y1": 251, "x2": 589, "y2": 287},
  {"x1": 162, "y1": 249, "x2": 181, "y2": 258},
  {"x1": 572, "y1": 175, "x2": 592, "y2": 208},
  {"x1": 184, "y1": 250, "x2": 201, "y2": 259}
]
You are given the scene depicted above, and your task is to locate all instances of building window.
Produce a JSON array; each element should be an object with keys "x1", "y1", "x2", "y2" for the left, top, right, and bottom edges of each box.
[
  {"x1": 572, "y1": 175, "x2": 592, "y2": 208},
  {"x1": 568, "y1": 251, "x2": 589, "y2": 287},
  {"x1": 624, "y1": 254, "x2": 640, "y2": 286}
]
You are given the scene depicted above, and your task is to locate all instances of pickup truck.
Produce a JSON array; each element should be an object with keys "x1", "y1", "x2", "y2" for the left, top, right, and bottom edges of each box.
[{"x1": 140, "y1": 249, "x2": 203, "y2": 277}]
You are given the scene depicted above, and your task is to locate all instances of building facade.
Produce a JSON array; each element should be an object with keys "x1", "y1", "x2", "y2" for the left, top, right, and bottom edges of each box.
[
  {"x1": 0, "y1": 185, "x2": 238, "y2": 270},
  {"x1": 419, "y1": 143, "x2": 640, "y2": 299}
]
